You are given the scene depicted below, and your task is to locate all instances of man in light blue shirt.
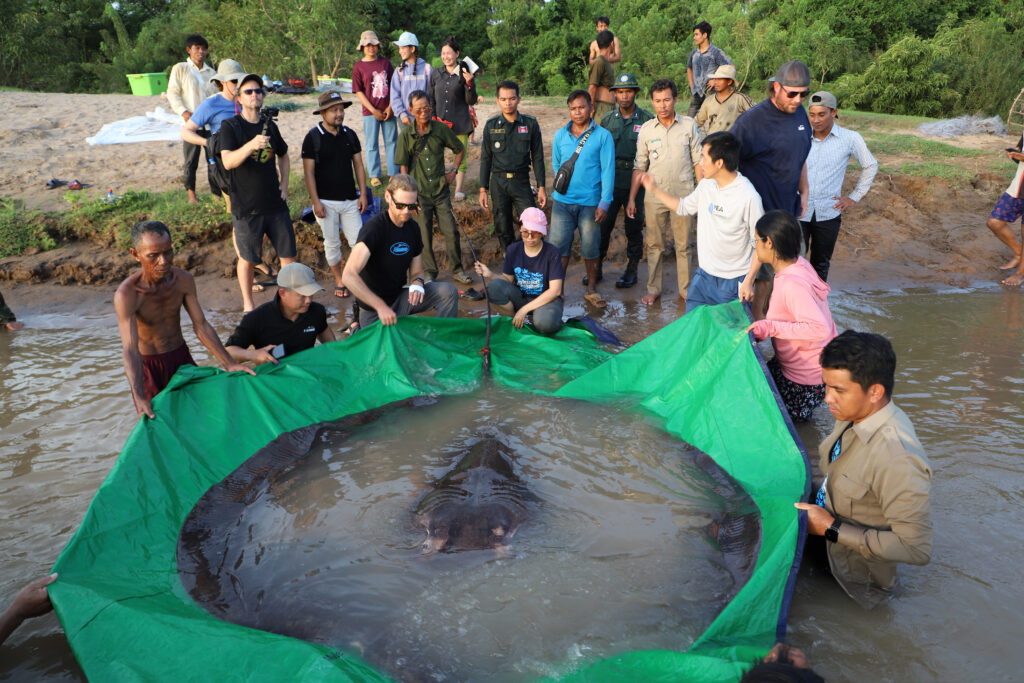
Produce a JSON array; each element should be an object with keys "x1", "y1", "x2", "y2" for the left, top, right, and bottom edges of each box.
[
  {"x1": 550, "y1": 89, "x2": 615, "y2": 307},
  {"x1": 801, "y1": 91, "x2": 878, "y2": 281}
]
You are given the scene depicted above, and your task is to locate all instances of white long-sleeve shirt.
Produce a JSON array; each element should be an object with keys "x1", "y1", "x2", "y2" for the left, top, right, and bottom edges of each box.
[
  {"x1": 801, "y1": 122, "x2": 878, "y2": 222},
  {"x1": 166, "y1": 60, "x2": 217, "y2": 116}
]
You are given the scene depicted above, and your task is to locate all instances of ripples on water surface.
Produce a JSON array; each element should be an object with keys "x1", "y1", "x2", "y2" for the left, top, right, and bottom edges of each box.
[
  {"x1": 177, "y1": 391, "x2": 756, "y2": 681},
  {"x1": 2, "y1": 289, "x2": 1023, "y2": 680}
]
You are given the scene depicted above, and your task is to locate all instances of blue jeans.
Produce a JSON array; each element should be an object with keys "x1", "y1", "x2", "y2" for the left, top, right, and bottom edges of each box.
[
  {"x1": 362, "y1": 115, "x2": 398, "y2": 178},
  {"x1": 686, "y1": 267, "x2": 745, "y2": 312},
  {"x1": 549, "y1": 200, "x2": 601, "y2": 259},
  {"x1": 486, "y1": 278, "x2": 564, "y2": 335}
]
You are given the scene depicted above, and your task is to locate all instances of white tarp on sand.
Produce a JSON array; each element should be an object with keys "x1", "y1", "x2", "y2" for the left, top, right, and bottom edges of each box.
[{"x1": 86, "y1": 107, "x2": 182, "y2": 145}]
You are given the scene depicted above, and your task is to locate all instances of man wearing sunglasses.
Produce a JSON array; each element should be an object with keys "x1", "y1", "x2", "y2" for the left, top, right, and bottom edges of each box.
[
  {"x1": 220, "y1": 73, "x2": 297, "y2": 312},
  {"x1": 342, "y1": 174, "x2": 459, "y2": 329},
  {"x1": 730, "y1": 60, "x2": 814, "y2": 315}
]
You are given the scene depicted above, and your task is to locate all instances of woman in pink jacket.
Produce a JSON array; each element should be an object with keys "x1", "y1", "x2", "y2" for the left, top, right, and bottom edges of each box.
[{"x1": 747, "y1": 210, "x2": 838, "y2": 422}]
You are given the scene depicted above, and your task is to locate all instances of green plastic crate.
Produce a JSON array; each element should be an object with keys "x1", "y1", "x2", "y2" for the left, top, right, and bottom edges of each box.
[{"x1": 126, "y1": 72, "x2": 168, "y2": 96}]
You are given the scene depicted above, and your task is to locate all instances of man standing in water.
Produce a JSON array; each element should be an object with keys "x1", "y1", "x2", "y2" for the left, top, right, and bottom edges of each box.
[
  {"x1": 115, "y1": 221, "x2": 254, "y2": 419},
  {"x1": 796, "y1": 331, "x2": 932, "y2": 608}
]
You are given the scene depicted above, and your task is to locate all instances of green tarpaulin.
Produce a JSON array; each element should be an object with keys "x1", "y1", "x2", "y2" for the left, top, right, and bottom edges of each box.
[{"x1": 52, "y1": 301, "x2": 808, "y2": 681}]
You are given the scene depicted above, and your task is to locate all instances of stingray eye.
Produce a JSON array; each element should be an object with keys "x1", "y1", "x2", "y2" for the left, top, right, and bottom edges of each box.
[{"x1": 491, "y1": 527, "x2": 505, "y2": 537}]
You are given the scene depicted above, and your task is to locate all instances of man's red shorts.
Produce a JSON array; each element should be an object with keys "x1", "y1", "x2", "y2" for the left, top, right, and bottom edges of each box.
[{"x1": 141, "y1": 344, "x2": 196, "y2": 400}]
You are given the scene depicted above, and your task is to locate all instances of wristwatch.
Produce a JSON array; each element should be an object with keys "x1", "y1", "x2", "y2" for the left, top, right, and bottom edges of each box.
[{"x1": 825, "y1": 519, "x2": 842, "y2": 543}]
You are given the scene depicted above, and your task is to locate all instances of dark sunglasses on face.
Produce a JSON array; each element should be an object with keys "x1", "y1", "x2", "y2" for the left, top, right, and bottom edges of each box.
[
  {"x1": 242, "y1": 87, "x2": 264, "y2": 95},
  {"x1": 392, "y1": 201, "x2": 419, "y2": 210},
  {"x1": 783, "y1": 88, "x2": 809, "y2": 99}
]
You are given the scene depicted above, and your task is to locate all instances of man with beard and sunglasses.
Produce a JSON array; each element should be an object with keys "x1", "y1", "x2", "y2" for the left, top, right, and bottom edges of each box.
[
  {"x1": 342, "y1": 174, "x2": 459, "y2": 330},
  {"x1": 730, "y1": 60, "x2": 814, "y2": 316}
]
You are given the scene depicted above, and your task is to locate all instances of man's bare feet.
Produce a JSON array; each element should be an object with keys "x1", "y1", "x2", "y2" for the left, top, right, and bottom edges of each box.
[
  {"x1": 1000, "y1": 271, "x2": 1024, "y2": 286},
  {"x1": 999, "y1": 255, "x2": 1021, "y2": 271},
  {"x1": 187, "y1": 189, "x2": 199, "y2": 205},
  {"x1": 641, "y1": 292, "x2": 660, "y2": 306},
  {"x1": 3, "y1": 321, "x2": 24, "y2": 332}
]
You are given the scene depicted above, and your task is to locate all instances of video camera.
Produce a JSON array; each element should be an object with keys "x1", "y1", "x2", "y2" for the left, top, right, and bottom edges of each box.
[{"x1": 259, "y1": 105, "x2": 280, "y2": 136}]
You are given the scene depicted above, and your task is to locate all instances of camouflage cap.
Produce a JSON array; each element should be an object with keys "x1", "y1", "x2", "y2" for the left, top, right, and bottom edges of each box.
[{"x1": 610, "y1": 72, "x2": 641, "y2": 91}]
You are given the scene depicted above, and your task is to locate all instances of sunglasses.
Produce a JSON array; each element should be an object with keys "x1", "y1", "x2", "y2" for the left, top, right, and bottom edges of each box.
[
  {"x1": 242, "y1": 87, "x2": 264, "y2": 95},
  {"x1": 783, "y1": 88, "x2": 809, "y2": 99},
  {"x1": 392, "y1": 201, "x2": 419, "y2": 210}
]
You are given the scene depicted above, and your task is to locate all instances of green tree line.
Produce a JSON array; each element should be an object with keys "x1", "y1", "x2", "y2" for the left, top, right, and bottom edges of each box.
[{"x1": 2, "y1": 0, "x2": 1023, "y2": 118}]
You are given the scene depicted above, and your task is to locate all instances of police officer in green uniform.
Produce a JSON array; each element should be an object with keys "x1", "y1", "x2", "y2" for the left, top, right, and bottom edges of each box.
[
  {"x1": 594, "y1": 73, "x2": 653, "y2": 289},
  {"x1": 479, "y1": 80, "x2": 547, "y2": 252}
]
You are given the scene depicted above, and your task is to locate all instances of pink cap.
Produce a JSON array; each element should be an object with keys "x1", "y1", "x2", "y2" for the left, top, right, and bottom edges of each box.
[{"x1": 519, "y1": 207, "x2": 548, "y2": 236}]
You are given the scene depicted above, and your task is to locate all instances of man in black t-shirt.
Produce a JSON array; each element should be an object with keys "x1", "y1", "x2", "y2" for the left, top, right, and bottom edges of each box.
[
  {"x1": 342, "y1": 174, "x2": 458, "y2": 328},
  {"x1": 225, "y1": 263, "x2": 335, "y2": 364},
  {"x1": 220, "y1": 72, "x2": 297, "y2": 312},
  {"x1": 302, "y1": 91, "x2": 369, "y2": 298}
]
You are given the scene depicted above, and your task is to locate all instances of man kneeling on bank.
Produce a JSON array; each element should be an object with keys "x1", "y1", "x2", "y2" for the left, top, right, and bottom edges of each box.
[
  {"x1": 796, "y1": 330, "x2": 932, "y2": 608},
  {"x1": 225, "y1": 263, "x2": 336, "y2": 364},
  {"x1": 342, "y1": 174, "x2": 459, "y2": 328}
]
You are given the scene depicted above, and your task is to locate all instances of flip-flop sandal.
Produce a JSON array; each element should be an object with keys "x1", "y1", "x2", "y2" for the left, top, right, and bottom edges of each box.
[
  {"x1": 584, "y1": 291, "x2": 607, "y2": 308},
  {"x1": 460, "y1": 288, "x2": 485, "y2": 301},
  {"x1": 68, "y1": 180, "x2": 83, "y2": 190},
  {"x1": 343, "y1": 320, "x2": 361, "y2": 337},
  {"x1": 334, "y1": 286, "x2": 350, "y2": 298},
  {"x1": 46, "y1": 178, "x2": 67, "y2": 189},
  {"x1": 254, "y1": 263, "x2": 278, "y2": 278}
]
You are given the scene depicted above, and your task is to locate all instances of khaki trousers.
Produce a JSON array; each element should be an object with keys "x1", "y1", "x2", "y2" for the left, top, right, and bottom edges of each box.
[{"x1": 644, "y1": 200, "x2": 696, "y2": 296}]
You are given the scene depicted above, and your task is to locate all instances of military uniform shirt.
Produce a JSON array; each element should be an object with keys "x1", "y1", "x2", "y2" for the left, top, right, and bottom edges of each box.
[
  {"x1": 634, "y1": 114, "x2": 703, "y2": 196},
  {"x1": 395, "y1": 120, "x2": 464, "y2": 199},
  {"x1": 479, "y1": 113, "x2": 545, "y2": 189},
  {"x1": 600, "y1": 106, "x2": 654, "y2": 192}
]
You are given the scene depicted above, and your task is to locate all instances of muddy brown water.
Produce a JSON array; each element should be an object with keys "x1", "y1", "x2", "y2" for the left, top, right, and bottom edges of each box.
[{"x1": 2, "y1": 284, "x2": 1023, "y2": 680}]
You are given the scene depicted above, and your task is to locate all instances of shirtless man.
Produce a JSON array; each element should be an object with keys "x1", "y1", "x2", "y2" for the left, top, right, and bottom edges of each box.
[
  {"x1": 588, "y1": 17, "x2": 621, "y2": 65},
  {"x1": 115, "y1": 221, "x2": 254, "y2": 418}
]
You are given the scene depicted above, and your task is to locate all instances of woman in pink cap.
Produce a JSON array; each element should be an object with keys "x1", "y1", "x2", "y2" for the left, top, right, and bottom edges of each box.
[{"x1": 474, "y1": 207, "x2": 564, "y2": 334}]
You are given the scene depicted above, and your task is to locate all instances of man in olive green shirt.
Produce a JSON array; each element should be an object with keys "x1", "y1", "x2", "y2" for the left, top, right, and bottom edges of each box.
[
  {"x1": 396, "y1": 90, "x2": 470, "y2": 284},
  {"x1": 796, "y1": 331, "x2": 932, "y2": 609},
  {"x1": 628, "y1": 78, "x2": 703, "y2": 305},
  {"x1": 479, "y1": 80, "x2": 547, "y2": 252},
  {"x1": 595, "y1": 73, "x2": 653, "y2": 289},
  {"x1": 588, "y1": 31, "x2": 616, "y2": 123}
]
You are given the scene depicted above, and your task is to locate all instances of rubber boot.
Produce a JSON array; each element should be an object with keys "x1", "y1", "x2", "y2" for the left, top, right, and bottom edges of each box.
[{"x1": 615, "y1": 258, "x2": 639, "y2": 288}]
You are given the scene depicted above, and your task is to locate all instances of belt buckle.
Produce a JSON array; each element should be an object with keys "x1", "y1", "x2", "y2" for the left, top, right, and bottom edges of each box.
[{"x1": 505, "y1": 172, "x2": 515, "y2": 179}]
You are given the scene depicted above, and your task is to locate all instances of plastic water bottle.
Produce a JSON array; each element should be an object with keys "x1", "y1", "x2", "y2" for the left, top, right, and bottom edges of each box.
[{"x1": 103, "y1": 189, "x2": 117, "y2": 204}]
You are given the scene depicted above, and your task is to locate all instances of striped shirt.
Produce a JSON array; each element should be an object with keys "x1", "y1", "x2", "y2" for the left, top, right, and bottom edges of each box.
[{"x1": 802, "y1": 122, "x2": 878, "y2": 222}]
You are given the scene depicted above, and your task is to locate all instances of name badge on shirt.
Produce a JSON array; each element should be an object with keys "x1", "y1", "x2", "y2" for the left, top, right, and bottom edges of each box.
[
  {"x1": 706, "y1": 202, "x2": 726, "y2": 217},
  {"x1": 303, "y1": 326, "x2": 316, "y2": 334},
  {"x1": 518, "y1": 126, "x2": 528, "y2": 134}
]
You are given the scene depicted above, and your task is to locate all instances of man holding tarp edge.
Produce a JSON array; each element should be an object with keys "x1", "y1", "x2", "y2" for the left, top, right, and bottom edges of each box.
[{"x1": 796, "y1": 331, "x2": 932, "y2": 608}]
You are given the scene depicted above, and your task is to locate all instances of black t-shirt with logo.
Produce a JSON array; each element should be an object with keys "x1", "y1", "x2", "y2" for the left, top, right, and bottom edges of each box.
[
  {"x1": 356, "y1": 210, "x2": 423, "y2": 306},
  {"x1": 225, "y1": 294, "x2": 328, "y2": 357},
  {"x1": 220, "y1": 114, "x2": 289, "y2": 217},
  {"x1": 300, "y1": 123, "x2": 362, "y2": 201}
]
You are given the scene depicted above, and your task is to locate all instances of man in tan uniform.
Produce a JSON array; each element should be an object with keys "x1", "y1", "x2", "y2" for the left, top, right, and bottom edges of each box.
[
  {"x1": 628, "y1": 78, "x2": 702, "y2": 305},
  {"x1": 695, "y1": 64, "x2": 752, "y2": 134},
  {"x1": 796, "y1": 331, "x2": 932, "y2": 608}
]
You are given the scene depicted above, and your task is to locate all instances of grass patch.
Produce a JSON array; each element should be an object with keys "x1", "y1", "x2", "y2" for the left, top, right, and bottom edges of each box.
[
  {"x1": 0, "y1": 169, "x2": 389, "y2": 258},
  {"x1": 861, "y1": 131, "x2": 988, "y2": 158},
  {"x1": 882, "y1": 161, "x2": 977, "y2": 185},
  {"x1": 0, "y1": 199, "x2": 58, "y2": 257}
]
